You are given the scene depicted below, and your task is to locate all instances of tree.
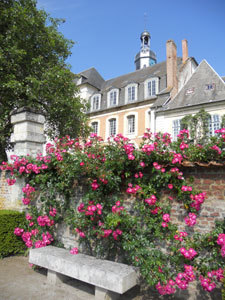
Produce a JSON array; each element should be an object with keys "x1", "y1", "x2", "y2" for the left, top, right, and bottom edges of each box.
[{"x1": 0, "y1": 0, "x2": 89, "y2": 162}]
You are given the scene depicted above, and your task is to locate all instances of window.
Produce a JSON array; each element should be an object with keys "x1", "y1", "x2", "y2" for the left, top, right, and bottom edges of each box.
[
  {"x1": 148, "y1": 80, "x2": 156, "y2": 96},
  {"x1": 126, "y1": 84, "x2": 138, "y2": 103},
  {"x1": 185, "y1": 88, "x2": 195, "y2": 95},
  {"x1": 109, "y1": 118, "x2": 116, "y2": 136},
  {"x1": 144, "y1": 78, "x2": 158, "y2": 99},
  {"x1": 107, "y1": 89, "x2": 118, "y2": 107},
  {"x1": 128, "y1": 86, "x2": 136, "y2": 102},
  {"x1": 127, "y1": 115, "x2": 135, "y2": 134},
  {"x1": 172, "y1": 120, "x2": 181, "y2": 140},
  {"x1": 91, "y1": 122, "x2": 98, "y2": 135},
  {"x1": 91, "y1": 94, "x2": 101, "y2": 111},
  {"x1": 208, "y1": 115, "x2": 220, "y2": 136},
  {"x1": 205, "y1": 83, "x2": 215, "y2": 90}
]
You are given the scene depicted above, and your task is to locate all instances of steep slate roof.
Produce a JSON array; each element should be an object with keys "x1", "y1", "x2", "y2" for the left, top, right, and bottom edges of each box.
[
  {"x1": 162, "y1": 60, "x2": 225, "y2": 111},
  {"x1": 101, "y1": 58, "x2": 182, "y2": 92},
  {"x1": 78, "y1": 67, "x2": 105, "y2": 90}
]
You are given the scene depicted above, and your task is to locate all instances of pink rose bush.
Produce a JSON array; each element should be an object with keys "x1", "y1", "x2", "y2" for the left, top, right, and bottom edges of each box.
[
  {"x1": 70, "y1": 247, "x2": 79, "y2": 255},
  {"x1": 1, "y1": 129, "x2": 224, "y2": 295}
]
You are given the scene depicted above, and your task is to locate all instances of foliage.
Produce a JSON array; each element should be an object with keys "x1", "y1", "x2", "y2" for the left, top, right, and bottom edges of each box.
[
  {"x1": 180, "y1": 109, "x2": 211, "y2": 144},
  {"x1": 0, "y1": 210, "x2": 26, "y2": 258},
  {"x1": 222, "y1": 270, "x2": 225, "y2": 300},
  {"x1": 1, "y1": 128, "x2": 225, "y2": 295},
  {"x1": 0, "y1": 0, "x2": 89, "y2": 162}
]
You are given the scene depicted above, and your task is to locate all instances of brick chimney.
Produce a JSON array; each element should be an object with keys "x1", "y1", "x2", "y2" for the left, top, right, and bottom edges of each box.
[
  {"x1": 182, "y1": 39, "x2": 188, "y2": 64},
  {"x1": 166, "y1": 40, "x2": 178, "y2": 99}
]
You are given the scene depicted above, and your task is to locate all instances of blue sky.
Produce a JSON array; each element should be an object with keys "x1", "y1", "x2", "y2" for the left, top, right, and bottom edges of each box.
[{"x1": 37, "y1": 0, "x2": 225, "y2": 80}]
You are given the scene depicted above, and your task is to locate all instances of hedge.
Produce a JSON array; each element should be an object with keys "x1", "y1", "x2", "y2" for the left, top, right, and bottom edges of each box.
[{"x1": 0, "y1": 210, "x2": 26, "y2": 258}]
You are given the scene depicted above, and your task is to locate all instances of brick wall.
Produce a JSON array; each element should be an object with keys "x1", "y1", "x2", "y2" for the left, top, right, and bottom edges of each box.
[
  {"x1": 1, "y1": 166, "x2": 225, "y2": 234},
  {"x1": 170, "y1": 166, "x2": 225, "y2": 233}
]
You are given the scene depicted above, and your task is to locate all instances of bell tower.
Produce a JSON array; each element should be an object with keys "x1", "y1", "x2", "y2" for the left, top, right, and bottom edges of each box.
[{"x1": 135, "y1": 30, "x2": 157, "y2": 70}]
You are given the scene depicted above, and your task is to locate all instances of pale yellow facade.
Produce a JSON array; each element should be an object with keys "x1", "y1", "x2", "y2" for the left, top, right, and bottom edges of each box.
[{"x1": 89, "y1": 104, "x2": 153, "y2": 146}]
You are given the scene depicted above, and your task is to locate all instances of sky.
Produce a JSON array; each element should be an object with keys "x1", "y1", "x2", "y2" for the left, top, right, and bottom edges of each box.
[{"x1": 36, "y1": 0, "x2": 225, "y2": 80}]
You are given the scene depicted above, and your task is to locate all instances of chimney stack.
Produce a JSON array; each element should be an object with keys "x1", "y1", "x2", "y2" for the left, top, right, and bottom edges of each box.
[
  {"x1": 182, "y1": 39, "x2": 188, "y2": 64},
  {"x1": 166, "y1": 40, "x2": 178, "y2": 98}
]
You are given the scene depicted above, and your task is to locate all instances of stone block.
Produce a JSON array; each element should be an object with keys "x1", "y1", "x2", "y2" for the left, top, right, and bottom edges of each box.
[
  {"x1": 11, "y1": 111, "x2": 45, "y2": 125},
  {"x1": 95, "y1": 287, "x2": 119, "y2": 300},
  {"x1": 47, "y1": 269, "x2": 68, "y2": 285}
]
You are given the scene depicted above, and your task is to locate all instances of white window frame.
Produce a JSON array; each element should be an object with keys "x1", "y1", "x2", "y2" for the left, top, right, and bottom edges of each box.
[
  {"x1": 145, "y1": 109, "x2": 151, "y2": 130},
  {"x1": 144, "y1": 77, "x2": 159, "y2": 99},
  {"x1": 105, "y1": 116, "x2": 118, "y2": 139},
  {"x1": 91, "y1": 94, "x2": 101, "y2": 111},
  {"x1": 208, "y1": 114, "x2": 221, "y2": 136},
  {"x1": 125, "y1": 83, "x2": 138, "y2": 103},
  {"x1": 108, "y1": 118, "x2": 117, "y2": 136},
  {"x1": 91, "y1": 121, "x2": 99, "y2": 135},
  {"x1": 124, "y1": 112, "x2": 138, "y2": 137},
  {"x1": 172, "y1": 119, "x2": 181, "y2": 141},
  {"x1": 107, "y1": 89, "x2": 119, "y2": 107}
]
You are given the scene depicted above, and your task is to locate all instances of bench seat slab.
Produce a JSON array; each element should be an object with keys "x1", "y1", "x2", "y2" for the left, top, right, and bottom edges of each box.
[{"x1": 29, "y1": 246, "x2": 138, "y2": 294}]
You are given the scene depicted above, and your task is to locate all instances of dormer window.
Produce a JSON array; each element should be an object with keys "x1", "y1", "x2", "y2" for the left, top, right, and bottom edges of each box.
[
  {"x1": 91, "y1": 94, "x2": 101, "y2": 111},
  {"x1": 107, "y1": 89, "x2": 119, "y2": 107},
  {"x1": 125, "y1": 83, "x2": 138, "y2": 103},
  {"x1": 144, "y1": 78, "x2": 159, "y2": 99}
]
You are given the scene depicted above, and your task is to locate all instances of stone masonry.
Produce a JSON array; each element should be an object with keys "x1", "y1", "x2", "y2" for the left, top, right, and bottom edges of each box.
[{"x1": 0, "y1": 107, "x2": 46, "y2": 211}]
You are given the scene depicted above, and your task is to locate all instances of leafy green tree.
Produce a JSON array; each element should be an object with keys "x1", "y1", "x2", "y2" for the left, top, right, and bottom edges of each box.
[{"x1": 0, "y1": 0, "x2": 89, "y2": 161}]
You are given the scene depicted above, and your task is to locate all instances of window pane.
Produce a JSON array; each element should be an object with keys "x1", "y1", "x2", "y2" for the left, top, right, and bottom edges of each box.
[
  {"x1": 172, "y1": 120, "x2": 180, "y2": 140},
  {"x1": 110, "y1": 91, "x2": 117, "y2": 106},
  {"x1": 148, "y1": 80, "x2": 156, "y2": 96},
  {"x1": 91, "y1": 122, "x2": 98, "y2": 134},
  {"x1": 128, "y1": 86, "x2": 136, "y2": 102},
  {"x1": 127, "y1": 115, "x2": 135, "y2": 134},
  {"x1": 209, "y1": 115, "x2": 220, "y2": 136},
  {"x1": 92, "y1": 96, "x2": 99, "y2": 110},
  {"x1": 109, "y1": 119, "x2": 116, "y2": 136},
  {"x1": 148, "y1": 81, "x2": 152, "y2": 96},
  {"x1": 152, "y1": 80, "x2": 156, "y2": 95}
]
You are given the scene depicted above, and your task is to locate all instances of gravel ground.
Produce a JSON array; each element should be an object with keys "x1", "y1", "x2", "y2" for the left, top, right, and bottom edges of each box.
[
  {"x1": 0, "y1": 255, "x2": 222, "y2": 300},
  {"x1": 0, "y1": 255, "x2": 141, "y2": 300}
]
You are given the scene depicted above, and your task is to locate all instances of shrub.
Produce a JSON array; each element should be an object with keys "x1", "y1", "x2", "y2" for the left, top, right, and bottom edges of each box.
[
  {"x1": 222, "y1": 270, "x2": 225, "y2": 300},
  {"x1": 0, "y1": 210, "x2": 26, "y2": 258},
  {"x1": 1, "y1": 128, "x2": 225, "y2": 295}
]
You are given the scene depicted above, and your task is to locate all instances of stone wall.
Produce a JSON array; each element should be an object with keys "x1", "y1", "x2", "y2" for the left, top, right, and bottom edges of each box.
[
  {"x1": 1, "y1": 166, "x2": 225, "y2": 240},
  {"x1": 0, "y1": 107, "x2": 46, "y2": 211},
  {"x1": 0, "y1": 170, "x2": 24, "y2": 211}
]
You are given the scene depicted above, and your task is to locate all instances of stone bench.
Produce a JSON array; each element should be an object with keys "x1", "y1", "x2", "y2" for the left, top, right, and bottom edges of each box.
[{"x1": 29, "y1": 246, "x2": 139, "y2": 300}]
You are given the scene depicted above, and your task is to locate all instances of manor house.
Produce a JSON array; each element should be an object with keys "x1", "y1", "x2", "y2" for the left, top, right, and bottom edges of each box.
[{"x1": 75, "y1": 30, "x2": 225, "y2": 144}]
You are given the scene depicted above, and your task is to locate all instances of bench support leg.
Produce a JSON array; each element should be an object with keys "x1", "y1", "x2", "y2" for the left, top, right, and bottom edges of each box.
[
  {"x1": 47, "y1": 270, "x2": 66, "y2": 285},
  {"x1": 95, "y1": 286, "x2": 120, "y2": 300}
]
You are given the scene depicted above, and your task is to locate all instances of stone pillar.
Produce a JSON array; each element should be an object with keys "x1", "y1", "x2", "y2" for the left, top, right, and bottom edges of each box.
[
  {"x1": 10, "y1": 107, "x2": 46, "y2": 157},
  {"x1": 3, "y1": 107, "x2": 46, "y2": 211}
]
